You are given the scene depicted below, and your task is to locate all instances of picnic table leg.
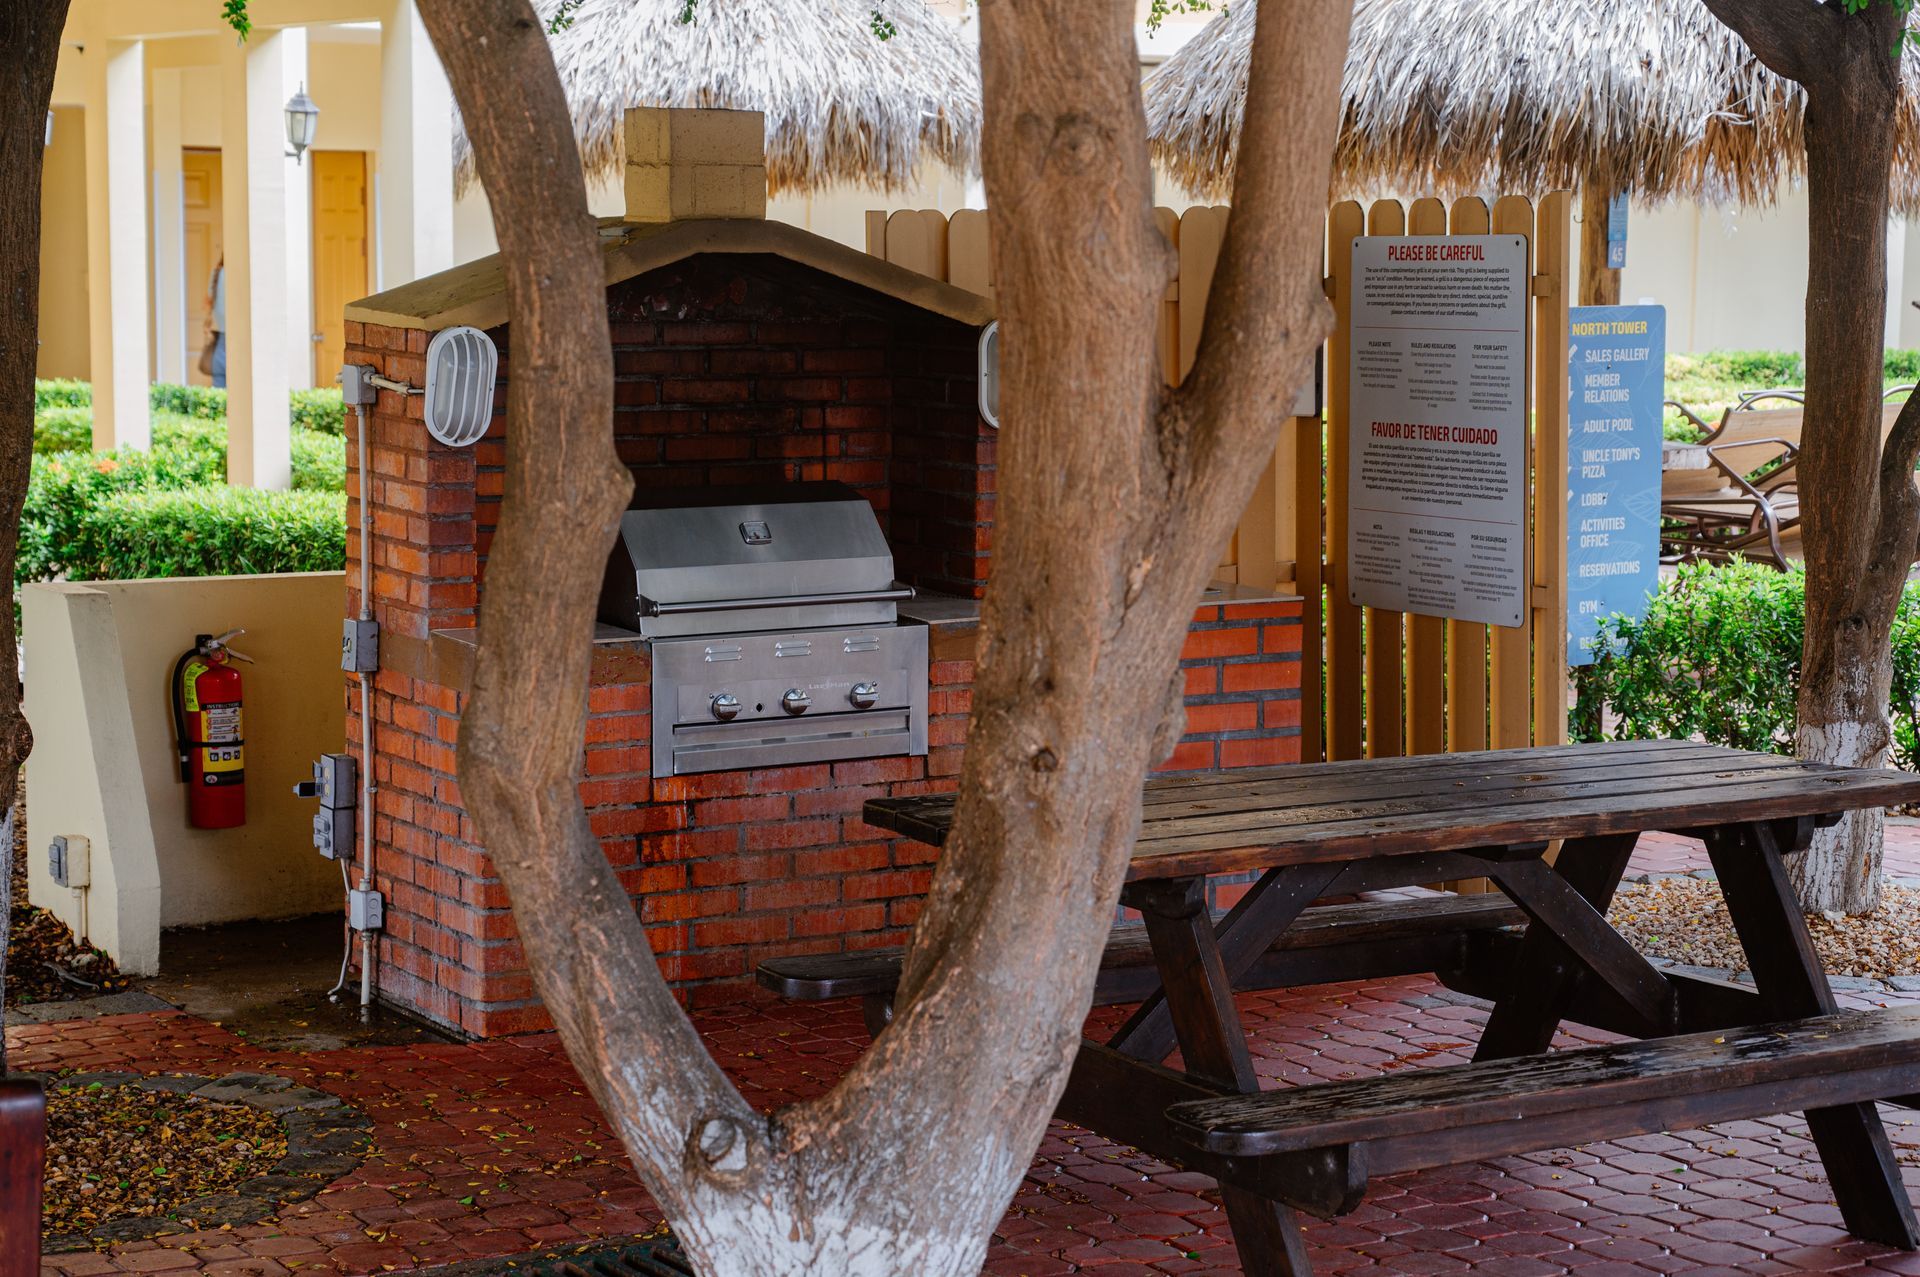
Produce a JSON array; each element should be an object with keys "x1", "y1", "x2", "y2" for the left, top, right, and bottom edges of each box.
[
  {"x1": 1127, "y1": 876, "x2": 1315, "y2": 1277},
  {"x1": 1706, "y1": 818, "x2": 1920, "y2": 1250},
  {"x1": 1110, "y1": 862, "x2": 1347, "y2": 1065},
  {"x1": 1472, "y1": 834, "x2": 1641, "y2": 1061}
]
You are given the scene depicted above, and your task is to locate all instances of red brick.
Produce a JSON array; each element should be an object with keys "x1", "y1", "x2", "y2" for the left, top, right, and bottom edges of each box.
[
  {"x1": 692, "y1": 914, "x2": 791, "y2": 948},
  {"x1": 1180, "y1": 627, "x2": 1260, "y2": 661},
  {"x1": 1221, "y1": 736, "x2": 1299, "y2": 768},
  {"x1": 1222, "y1": 659, "x2": 1303, "y2": 693},
  {"x1": 689, "y1": 853, "x2": 792, "y2": 887},
  {"x1": 1183, "y1": 701, "x2": 1259, "y2": 735}
]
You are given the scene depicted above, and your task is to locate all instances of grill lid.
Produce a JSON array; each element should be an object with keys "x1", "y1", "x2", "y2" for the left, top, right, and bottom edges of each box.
[{"x1": 600, "y1": 482, "x2": 909, "y2": 638}]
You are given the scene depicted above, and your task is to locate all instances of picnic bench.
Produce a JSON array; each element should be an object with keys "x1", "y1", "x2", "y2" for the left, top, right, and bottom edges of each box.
[{"x1": 762, "y1": 739, "x2": 1920, "y2": 1276}]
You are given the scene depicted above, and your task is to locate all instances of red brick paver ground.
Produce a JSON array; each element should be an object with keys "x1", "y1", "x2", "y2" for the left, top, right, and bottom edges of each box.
[
  {"x1": 1629, "y1": 819, "x2": 1920, "y2": 879},
  {"x1": 17, "y1": 977, "x2": 1920, "y2": 1276}
]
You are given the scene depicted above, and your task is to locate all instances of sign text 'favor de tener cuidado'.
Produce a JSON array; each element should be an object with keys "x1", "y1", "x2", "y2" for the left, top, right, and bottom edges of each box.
[
  {"x1": 1347, "y1": 235, "x2": 1531, "y2": 628},
  {"x1": 1566, "y1": 305, "x2": 1664, "y2": 666}
]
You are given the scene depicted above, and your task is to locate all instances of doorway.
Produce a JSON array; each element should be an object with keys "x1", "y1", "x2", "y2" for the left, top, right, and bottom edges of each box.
[
  {"x1": 182, "y1": 149, "x2": 223, "y2": 388},
  {"x1": 311, "y1": 150, "x2": 370, "y2": 387}
]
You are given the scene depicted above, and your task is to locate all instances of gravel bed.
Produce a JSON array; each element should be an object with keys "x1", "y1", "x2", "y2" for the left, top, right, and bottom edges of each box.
[
  {"x1": 41, "y1": 1080, "x2": 288, "y2": 1237},
  {"x1": 1609, "y1": 875, "x2": 1920, "y2": 979}
]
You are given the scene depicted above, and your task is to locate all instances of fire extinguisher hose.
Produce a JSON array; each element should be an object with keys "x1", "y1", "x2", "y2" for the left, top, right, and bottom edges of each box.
[{"x1": 169, "y1": 648, "x2": 196, "y2": 784}]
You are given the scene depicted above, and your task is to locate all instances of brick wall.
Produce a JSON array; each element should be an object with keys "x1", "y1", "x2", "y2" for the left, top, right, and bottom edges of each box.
[
  {"x1": 342, "y1": 256, "x2": 1303, "y2": 1039},
  {"x1": 475, "y1": 255, "x2": 991, "y2": 599},
  {"x1": 355, "y1": 607, "x2": 1299, "y2": 1039}
]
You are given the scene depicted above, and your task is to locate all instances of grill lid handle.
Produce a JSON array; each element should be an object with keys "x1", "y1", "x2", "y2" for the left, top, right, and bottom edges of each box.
[{"x1": 642, "y1": 584, "x2": 916, "y2": 618}]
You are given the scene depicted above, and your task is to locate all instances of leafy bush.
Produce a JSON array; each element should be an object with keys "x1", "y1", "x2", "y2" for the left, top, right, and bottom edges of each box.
[
  {"x1": 148, "y1": 382, "x2": 227, "y2": 420},
  {"x1": 18, "y1": 447, "x2": 227, "y2": 585},
  {"x1": 77, "y1": 487, "x2": 345, "y2": 580},
  {"x1": 1888, "y1": 349, "x2": 1920, "y2": 384},
  {"x1": 290, "y1": 387, "x2": 346, "y2": 435},
  {"x1": 290, "y1": 429, "x2": 347, "y2": 491},
  {"x1": 1573, "y1": 560, "x2": 1920, "y2": 772},
  {"x1": 33, "y1": 379, "x2": 90, "y2": 411},
  {"x1": 33, "y1": 406, "x2": 92, "y2": 454}
]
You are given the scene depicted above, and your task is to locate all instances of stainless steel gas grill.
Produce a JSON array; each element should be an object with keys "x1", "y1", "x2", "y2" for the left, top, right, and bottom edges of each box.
[{"x1": 600, "y1": 483, "x2": 929, "y2": 778}]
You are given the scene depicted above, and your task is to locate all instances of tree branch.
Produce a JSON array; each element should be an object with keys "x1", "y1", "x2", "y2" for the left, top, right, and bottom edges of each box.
[
  {"x1": 413, "y1": 0, "x2": 757, "y2": 1235},
  {"x1": 1699, "y1": 0, "x2": 1837, "y2": 87},
  {"x1": 1174, "y1": 0, "x2": 1354, "y2": 485}
]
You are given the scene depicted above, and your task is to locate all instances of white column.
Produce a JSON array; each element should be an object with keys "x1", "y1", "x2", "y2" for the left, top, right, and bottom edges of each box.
[
  {"x1": 221, "y1": 29, "x2": 294, "y2": 489},
  {"x1": 377, "y1": 0, "x2": 454, "y2": 288},
  {"x1": 83, "y1": 39, "x2": 152, "y2": 451},
  {"x1": 150, "y1": 68, "x2": 188, "y2": 387},
  {"x1": 282, "y1": 29, "x2": 314, "y2": 390}
]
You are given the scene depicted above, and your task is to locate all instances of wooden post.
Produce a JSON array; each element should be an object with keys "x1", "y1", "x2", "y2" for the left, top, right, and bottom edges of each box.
[
  {"x1": 1324, "y1": 200, "x2": 1367, "y2": 761},
  {"x1": 1445, "y1": 196, "x2": 1492, "y2": 753},
  {"x1": 1579, "y1": 182, "x2": 1621, "y2": 307},
  {"x1": 1489, "y1": 196, "x2": 1537, "y2": 751},
  {"x1": 1534, "y1": 191, "x2": 1574, "y2": 747},
  {"x1": 1403, "y1": 197, "x2": 1450, "y2": 756},
  {"x1": 1360, "y1": 199, "x2": 1407, "y2": 759}
]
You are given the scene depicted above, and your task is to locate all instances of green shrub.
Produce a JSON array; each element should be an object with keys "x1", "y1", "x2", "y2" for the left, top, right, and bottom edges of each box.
[
  {"x1": 77, "y1": 487, "x2": 345, "y2": 580},
  {"x1": 33, "y1": 406, "x2": 92, "y2": 454},
  {"x1": 1573, "y1": 560, "x2": 1920, "y2": 771},
  {"x1": 18, "y1": 447, "x2": 227, "y2": 585},
  {"x1": 290, "y1": 387, "x2": 346, "y2": 435},
  {"x1": 1692, "y1": 350, "x2": 1805, "y2": 387},
  {"x1": 291, "y1": 429, "x2": 346, "y2": 491},
  {"x1": 1888, "y1": 350, "x2": 1920, "y2": 384},
  {"x1": 148, "y1": 382, "x2": 227, "y2": 420},
  {"x1": 33, "y1": 379, "x2": 90, "y2": 411}
]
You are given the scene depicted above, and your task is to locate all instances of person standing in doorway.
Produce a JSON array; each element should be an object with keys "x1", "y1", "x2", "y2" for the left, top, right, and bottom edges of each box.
[{"x1": 203, "y1": 256, "x2": 227, "y2": 389}]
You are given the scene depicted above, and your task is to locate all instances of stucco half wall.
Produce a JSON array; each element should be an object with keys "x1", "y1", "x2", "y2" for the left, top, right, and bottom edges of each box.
[{"x1": 23, "y1": 572, "x2": 347, "y2": 974}]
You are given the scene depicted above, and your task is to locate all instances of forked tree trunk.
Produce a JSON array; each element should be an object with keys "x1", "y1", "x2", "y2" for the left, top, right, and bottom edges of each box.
[
  {"x1": 418, "y1": 0, "x2": 1353, "y2": 1269},
  {"x1": 0, "y1": 0, "x2": 67, "y2": 1067},
  {"x1": 1703, "y1": 0, "x2": 1920, "y2": 915}
]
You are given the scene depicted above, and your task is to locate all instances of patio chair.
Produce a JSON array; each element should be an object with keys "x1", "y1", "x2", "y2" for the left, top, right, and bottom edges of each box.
[{"x1": 1660, "y1": 385, "x2": 1916, "y2": 569}]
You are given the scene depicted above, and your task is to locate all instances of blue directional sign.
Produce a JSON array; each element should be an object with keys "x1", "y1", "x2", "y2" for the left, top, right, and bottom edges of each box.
[
  {"x1": 1567, "y1": 305, "x2": 1664, "y2": 666},
  {"x1": 1606, "y1": 191, "x2": 1629, "y2": 270}
]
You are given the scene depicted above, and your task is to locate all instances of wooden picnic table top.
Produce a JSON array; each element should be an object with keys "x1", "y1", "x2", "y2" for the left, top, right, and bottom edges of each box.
[{"x1": 863, "y1": 739, "x2": 1920, "y2": 881}]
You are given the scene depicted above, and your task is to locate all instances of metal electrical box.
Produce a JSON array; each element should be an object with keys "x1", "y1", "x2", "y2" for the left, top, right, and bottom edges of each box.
[
  {"x1": 48, "y1": 835, "x2": 90, "y2": 889},
  {"x1": 296, "y1": 754, "x2": 357, "y2": 859}
]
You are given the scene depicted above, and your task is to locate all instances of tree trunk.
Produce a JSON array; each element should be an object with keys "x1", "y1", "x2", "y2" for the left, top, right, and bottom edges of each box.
[
  {"x1": 420, "y1": 0, "x2": 1353, "y2": 1269},
  {"x1": 1703, "y1": 0, "x2": 1920, "y2": 915},
  {"x1": 1579, "y1": 181, "x2": 1621, "y2": 307},
  {"x1": 0, "y1": 0, "x2": 67, "y2": 1069}
]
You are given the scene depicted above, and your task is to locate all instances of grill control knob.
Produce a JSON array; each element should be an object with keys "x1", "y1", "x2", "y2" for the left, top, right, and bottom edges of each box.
[
  {"x1": 781, "y1": 688, "x2": 812, "y2": 715},
  {"x1": 710, "y1": 692, "x2": 741, "y2": 722},
  {"x1": 848, "y1": 681, "x2": 880, "y2": 710}
]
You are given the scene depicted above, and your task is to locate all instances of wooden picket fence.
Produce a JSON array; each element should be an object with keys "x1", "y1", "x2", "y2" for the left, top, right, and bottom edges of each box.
[{"x1": 866, "y1": 194, "x2": 1573, "y2": 766}]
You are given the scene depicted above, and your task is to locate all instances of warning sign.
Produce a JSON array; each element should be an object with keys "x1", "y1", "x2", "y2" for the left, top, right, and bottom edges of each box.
[{"x1": 1347, "y1": 235, "x2": 1531, "y2": 628}]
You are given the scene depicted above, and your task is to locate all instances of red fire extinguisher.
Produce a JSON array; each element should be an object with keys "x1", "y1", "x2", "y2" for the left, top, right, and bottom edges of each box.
[{"x1": 171, "y1": 630, "x2": 253, "y2": 829}]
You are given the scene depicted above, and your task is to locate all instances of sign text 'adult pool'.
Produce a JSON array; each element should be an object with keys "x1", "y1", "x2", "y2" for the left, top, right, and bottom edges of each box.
[
  {"x1": 1566, "y1": 305, "x2": 1664, "y2": 666},
  {"x1": 1347, "y1": 235, "x2": 1531, "y2": 628}
]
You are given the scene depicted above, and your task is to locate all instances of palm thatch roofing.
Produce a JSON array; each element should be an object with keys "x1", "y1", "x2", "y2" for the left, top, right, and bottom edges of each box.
[
  {"x1": 453, "y1": 0, "x2": 980, "y2": 197},
  {"x1": 1144, "y1": 0, "x2": 1920, "y2": 212}
]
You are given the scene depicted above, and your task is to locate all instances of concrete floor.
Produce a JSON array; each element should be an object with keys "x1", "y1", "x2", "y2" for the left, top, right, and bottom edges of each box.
[{"x1": 136, "y1": 913, "x2": 451, "y2": 1052}]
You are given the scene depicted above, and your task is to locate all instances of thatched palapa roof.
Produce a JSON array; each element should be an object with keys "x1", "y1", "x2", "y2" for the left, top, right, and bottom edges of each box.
[
  {"x1": 454, "y1": 0, "x2": 980, "y2": 197},
  {"x1": 1144, "y1": 0, "x2": 1920, "y2": 212}
]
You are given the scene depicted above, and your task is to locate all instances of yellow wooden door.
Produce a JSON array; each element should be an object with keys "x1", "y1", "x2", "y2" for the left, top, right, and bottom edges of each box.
[
  {"x1": 311, "y1": 151, "x2": 370, "y2": 387},
  {"x1": 182, "y1": 149, "x2": 223, "y2": 387}
]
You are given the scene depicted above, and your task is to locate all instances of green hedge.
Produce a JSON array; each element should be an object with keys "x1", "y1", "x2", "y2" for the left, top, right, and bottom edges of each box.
[
  {"x1": 290, "y1": 387, "x2": 346, "y2": 435},
  {"x1": 75, "y1": 487, "x2": 345, "y2": 580},
  {"x1": 19, "y1": 448, "x2": 227, "y2": 585},
  {"x1": 1572, "y1": 560, "x2": 1920, "y2": 771},
  {"x1": 147, "y1": 382, "x2": 227, "y2": 420},
  {"x1": 28, "y1": 408, "x2": 345, "y2": 492},
  {"x1": 33, "y1": 406, "x2": 92, "y2": 454},
  {"x1": 33, "y1": 379, "x2": 90, "y2": 411}
]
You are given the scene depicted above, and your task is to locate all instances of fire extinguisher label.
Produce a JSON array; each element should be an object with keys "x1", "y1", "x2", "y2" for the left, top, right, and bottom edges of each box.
[{"x1": 206, "y1": 703, "x2": 241, "y2": 743}]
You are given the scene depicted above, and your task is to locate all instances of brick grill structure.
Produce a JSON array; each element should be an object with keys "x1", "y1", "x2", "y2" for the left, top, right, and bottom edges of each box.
[{"x1": 343, "y1": 226, "x2": 1304, "y2": 1039}]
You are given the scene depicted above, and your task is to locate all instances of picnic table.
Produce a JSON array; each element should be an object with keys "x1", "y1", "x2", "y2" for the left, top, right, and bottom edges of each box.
[{"x1": 840, "y1": 739, "x2": 1920, "y2": 1276}]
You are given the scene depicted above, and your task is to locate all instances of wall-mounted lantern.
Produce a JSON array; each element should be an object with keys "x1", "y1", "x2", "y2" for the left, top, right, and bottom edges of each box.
[{"x1": 284, "y1": 84, "x2": 319, "y2": 163}]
